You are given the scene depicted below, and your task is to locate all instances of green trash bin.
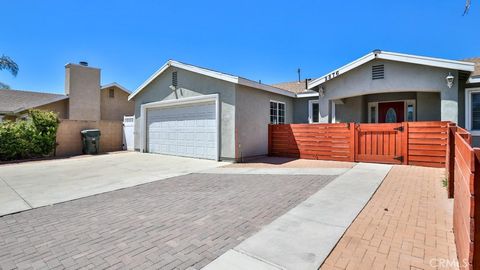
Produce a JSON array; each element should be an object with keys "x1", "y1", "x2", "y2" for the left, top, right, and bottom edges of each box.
[{"x1": 81, "y1": 129, "x2": 101, "y2": 154}]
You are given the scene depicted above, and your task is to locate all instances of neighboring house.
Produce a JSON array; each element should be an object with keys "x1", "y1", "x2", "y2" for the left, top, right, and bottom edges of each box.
[
  {"x1": 129, "y1": 51, "x2": 479, "y2": 162},
  {"x1": 272, "y1": 80, "x2": 319, "y2": 123},
  {"x1": 0, "y1": 63, "x2": 134, "y2": 122}
]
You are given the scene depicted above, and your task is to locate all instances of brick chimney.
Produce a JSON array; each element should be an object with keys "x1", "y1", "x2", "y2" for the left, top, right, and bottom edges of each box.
[{"x1": 65, "y1": 63, "x2": 101, "y2": 121}]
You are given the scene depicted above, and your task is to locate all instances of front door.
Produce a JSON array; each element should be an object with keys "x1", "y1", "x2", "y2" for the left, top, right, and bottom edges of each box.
[{"x1": 378, "y1": 101, "x2": 404, "y2": 123}]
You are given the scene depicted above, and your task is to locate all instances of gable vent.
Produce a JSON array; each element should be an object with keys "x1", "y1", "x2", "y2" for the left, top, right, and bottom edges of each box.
[
  {"x1": 172, "y1": 71, "x2": 178, "y2": 87},
  {"x1": 372, "y1": 64, "x2": 385, "y2": 80}
]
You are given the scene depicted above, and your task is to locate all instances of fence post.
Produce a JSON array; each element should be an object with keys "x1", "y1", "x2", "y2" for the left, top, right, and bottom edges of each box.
[
  {"x1": 402, "y1": 122, "x2": 409, "y2": 165},
  {"x1": 447, "y1": 123, "x2": 457, "y2": 198},
  {"x1": 473, "y1": 149, "x2": 480, "y2": 268},
  {"x1": 268, "y1": 125, "x2": 272, "y2": 156},
  {"x1": 349, "y1": 122, "x2": 356, "y2": 162}
]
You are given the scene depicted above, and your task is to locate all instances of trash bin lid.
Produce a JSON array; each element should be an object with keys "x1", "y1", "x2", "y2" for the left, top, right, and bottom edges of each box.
[{"x1": 81, "y1": 129, "x2": 101, "y2": 137}]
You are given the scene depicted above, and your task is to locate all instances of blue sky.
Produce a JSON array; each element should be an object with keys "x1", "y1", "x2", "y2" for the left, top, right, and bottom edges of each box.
[{"x1": 1, "y1": 0, "x2": 479, "y2": 94}]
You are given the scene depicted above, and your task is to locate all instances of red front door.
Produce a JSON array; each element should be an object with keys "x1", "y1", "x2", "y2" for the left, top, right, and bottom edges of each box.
[{"x1": 378, "y1": 102, "x2": 405, "y2": 123}]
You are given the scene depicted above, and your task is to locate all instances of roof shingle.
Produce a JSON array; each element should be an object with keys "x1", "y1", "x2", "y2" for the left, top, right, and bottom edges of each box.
[
  {"x1": 0, "y1": 89, "x2": 68, "y2": 114},
  {"x1": 271, "y1": 80, "x2": 310, "y2": 94},
  {"x1": 463, "y1": 57, "x2": 480, "y2": 77}
]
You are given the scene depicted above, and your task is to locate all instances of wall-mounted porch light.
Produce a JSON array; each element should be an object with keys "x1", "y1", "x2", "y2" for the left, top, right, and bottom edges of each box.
[
  {"x1": 319, "y1": 86, "x2": 326, "y2": 97},
  {"x1": 446, "y1": 72, "x2": 455, "y2": 89}
]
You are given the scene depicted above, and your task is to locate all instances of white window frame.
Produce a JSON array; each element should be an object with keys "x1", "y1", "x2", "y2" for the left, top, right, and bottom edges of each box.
[
  {"x1": 270, "y1": 100, "x2": 286, "y2": 124},
  {"x1": 367, "y1": 99, "x2": 416, "y2": 123},
  {"x1": 368, "y1": 102, "x2": 378, "y2": 123},
  {"x1": 465, "y1": 87, "x2": 480, "y2": 135},
  {"x1": 405, "y1": 100, "x2": 416, "y2": 122},
  {"x1": 308, "y1": 100, "x2": 319, "y2": 123}
]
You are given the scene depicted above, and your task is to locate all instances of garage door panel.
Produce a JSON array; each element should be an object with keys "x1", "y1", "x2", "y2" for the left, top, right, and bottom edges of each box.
[{"x1": 146, "y1": 101, "x2": 217, "y2": 160}]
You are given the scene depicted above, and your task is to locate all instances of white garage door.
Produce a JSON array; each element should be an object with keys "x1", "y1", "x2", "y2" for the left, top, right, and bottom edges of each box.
[{"x1": 146, "y1": 101, "x2": 218, "y2": 160}]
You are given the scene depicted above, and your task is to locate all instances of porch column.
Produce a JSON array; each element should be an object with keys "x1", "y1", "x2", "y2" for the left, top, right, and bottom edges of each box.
[
  {"x1": 440, "y1": 77, "x2": 459, "y2": 123},
  {"x1": 318, "y1": 97, "x2": 329, "y2": 123}
]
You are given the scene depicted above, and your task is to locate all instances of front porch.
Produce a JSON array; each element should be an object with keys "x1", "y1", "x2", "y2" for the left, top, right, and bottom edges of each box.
[{"x1": 310, "y1": 91, "x2": 442, "y2": 124}]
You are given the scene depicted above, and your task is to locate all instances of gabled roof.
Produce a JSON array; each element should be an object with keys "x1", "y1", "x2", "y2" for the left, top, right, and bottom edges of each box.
[
  {"x1": 128, "y1": 60, "x2": 296, "y2": 100},
  {"x1": 101, "y1": 82, "x2": 131, "y2": 94},
  {"x1": 463, "y1": 57, "x2": 480, "y2": 77},
  {"x1": 0, "y1": 89, "x2": 68, "y2": 114},
  {"x1": 308, "y1": 50, "x2": 476, "y2": 89}
]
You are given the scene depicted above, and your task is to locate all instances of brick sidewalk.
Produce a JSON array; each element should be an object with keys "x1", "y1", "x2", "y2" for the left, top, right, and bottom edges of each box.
[{"x1": 320, "y1": 165, "x2": 457, "y2": 270}]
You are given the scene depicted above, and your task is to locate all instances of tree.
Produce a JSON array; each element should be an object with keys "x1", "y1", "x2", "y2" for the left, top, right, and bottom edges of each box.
[{"x1": 0, "y1": 55, "x2": 19, "y2": 89}]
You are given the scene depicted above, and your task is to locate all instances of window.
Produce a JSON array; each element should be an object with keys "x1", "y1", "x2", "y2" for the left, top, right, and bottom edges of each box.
[
  {"x1": 270, "y1": 101, "x2": 285, "y2": 124},
  {"x1": 308, "y1": 100, "x2": 319, "y2": 123},
  {"x1": 385, "y1": 108, "x2": 397, "y2": 123},
  {"x1": 369, "y1": 104, "x2": 377, "y2": 123},
  {"x1": 368, "y1": 102, "x2": 378, "y2": 123},
  {"x1": 109, "y1": 88, "x2": 115, "y2": 98},
  {"x1": 466, "y1": 88, "x2": 480, "y2": 134},
  {"x1": 405, "y1": 100, "x2": 416, "y2": 122}
]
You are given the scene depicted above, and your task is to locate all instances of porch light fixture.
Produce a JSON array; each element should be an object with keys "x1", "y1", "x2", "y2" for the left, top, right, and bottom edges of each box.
[
  {"x1": 319, "y1": 86, "x2": 326, "y2": 97},
  {"x1": 446, "y1": 72, "x2": 455, "y2": 89}
]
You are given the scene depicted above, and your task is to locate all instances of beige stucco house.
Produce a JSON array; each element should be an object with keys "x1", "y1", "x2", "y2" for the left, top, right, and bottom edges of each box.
[{"x1": 0, "y1": 63, "x2": 134, "y2": 122}]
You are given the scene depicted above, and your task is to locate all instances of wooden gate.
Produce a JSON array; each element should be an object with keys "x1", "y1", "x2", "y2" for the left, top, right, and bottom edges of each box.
[
  {"x1": 268, "y1": 121, "x2": 449, "y2": 167},
  {"x1": 355, "y1": 123, "x2": 405, "y2": 164}
]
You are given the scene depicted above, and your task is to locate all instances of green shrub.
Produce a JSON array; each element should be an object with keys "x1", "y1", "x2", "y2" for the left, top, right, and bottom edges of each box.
[{"x1": 0, "y1": 110, "x2": 59, "y2": 161}]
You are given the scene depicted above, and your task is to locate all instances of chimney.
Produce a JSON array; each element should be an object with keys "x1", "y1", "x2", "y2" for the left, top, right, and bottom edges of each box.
[{"x1": 65, "y1": 63, "x2": 101, "y2": 121}]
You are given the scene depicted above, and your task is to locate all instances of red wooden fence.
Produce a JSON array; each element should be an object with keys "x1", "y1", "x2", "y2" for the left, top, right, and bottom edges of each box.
[
  {"x1": 268, "y1": 121, "x2": 449, "y2": 167},
  {"x1": 450, "y1": 127, "x2": 480, "y2": 269},
  {"x1": 268, "y1": 123, "x2": 354, "y2": 162},
  {"x1": 270, "y1": 121, "x2": 480, "y2": 269}
]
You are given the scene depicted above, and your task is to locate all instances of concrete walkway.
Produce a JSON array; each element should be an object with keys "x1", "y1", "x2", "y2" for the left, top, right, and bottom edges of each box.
[
  {"x1": 0, "y1": 152, "x2": 227, "y2": 216},
  {"x1": 203, "y1": 163, "x2": 392, "y2": 270}
]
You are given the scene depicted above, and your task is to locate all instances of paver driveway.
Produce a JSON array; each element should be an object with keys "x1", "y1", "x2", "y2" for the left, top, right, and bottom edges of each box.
[{"x1": 0, "y1": 173, "x2": 335, "y2": 270}]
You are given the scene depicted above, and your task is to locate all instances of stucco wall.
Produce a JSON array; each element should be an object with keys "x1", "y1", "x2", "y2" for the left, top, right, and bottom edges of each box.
[
  {"x1": 315, "y1": 59, "x2": 459, "y2": 123},
  {"x1": 34, "y1": 99, "x2": 69, "y2": 119},
  {"x1": 132, "y1": 66, "x2": 236, "y2": 159},
  {"x1": 293, "y1": 97, "x2": 318, "y2": 123},
  {"x1": 235, "y1": 84, "x2": 294, "y2": 158},
  {"x1": 417, "y1": 92, "x2": 441, "y2": 121},
  {"x1": 56, "y1": 119, "x2": 123, "y2": 156},
  {"x1": 100, "y1": 86, "x2": 134, "y2": 121},
  {"x1": 65, "y1": 64, "x2": 101, "y2": 121},
  {"x1": 334, "y1": 96, "x2": 365, "y2": 123}
]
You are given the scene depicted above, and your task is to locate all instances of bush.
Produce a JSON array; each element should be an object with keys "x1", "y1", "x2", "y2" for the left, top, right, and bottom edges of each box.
[{"x1": 0, "y1": 110, "x2": 59, "y2": 161}]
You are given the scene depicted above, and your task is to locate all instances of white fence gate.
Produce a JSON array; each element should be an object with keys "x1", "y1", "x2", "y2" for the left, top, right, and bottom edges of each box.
[{"x1": 123, "y1": 116, "x2": 135, "y2": 151}]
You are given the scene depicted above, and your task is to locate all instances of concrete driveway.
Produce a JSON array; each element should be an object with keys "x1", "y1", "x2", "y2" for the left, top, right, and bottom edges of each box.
[{"x1": 0, "y1": 152, "x2": 227, "y2": 216}]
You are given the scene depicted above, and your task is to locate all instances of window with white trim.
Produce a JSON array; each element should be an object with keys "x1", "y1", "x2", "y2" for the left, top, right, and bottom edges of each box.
[
  {"x1": 466, "y1": 88, "x2": 480, "y2": 132},
  {"x1": 308, "y1": 100, "x2": 319, "y2": 123},
  {"x1": 270, "y1": 101, "x2": 285, "y2": 124}
]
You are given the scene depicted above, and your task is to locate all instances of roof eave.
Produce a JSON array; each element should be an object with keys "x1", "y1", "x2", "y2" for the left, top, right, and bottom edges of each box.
[
  {"x1": 307, "y1": 51, "x2": 476, "y2": 89},
  {"x1": 128, "y1": 60, "x2": 296, "y2": 100},
  {"x1": 102, "y1": 83, "x2": 131, "y2": 94}
]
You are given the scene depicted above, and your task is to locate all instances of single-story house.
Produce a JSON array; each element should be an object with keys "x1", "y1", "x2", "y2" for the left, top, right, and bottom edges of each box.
[
  {"x1": 0, "y1": 62, "x2": 134, "y2": 122},
  {"x1": 128, "y1": 51, "x2": 479, "y2": 161}
]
